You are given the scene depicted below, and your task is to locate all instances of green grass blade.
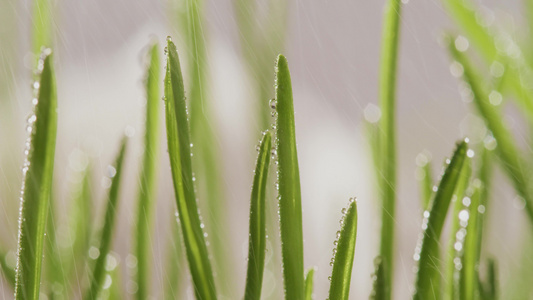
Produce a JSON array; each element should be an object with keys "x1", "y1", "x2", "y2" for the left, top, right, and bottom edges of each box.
[
  {"x1": 448, "y1": 40, "x2": 533, "y2": 225},
  {"x1": 164, "y1": 215, "x2": 185, "y2": 300},
  {"x1": 480, "y1": 258, "x2": 497, "y2": 300},
  {"x1": 134, "y1": 42, "x2": 161, "y2": 300},
  {"x1": 32, "y1": 0, "x2": 52, "y2": 58},
  {"x1": 14, "y1": 50, "x2": 57, "y2": 300},
  {"x1": 164, "y1": 37, "x2": 217, "y2": 300},
  {"x1": 413, "y1": 141, "x2": 468, "y2": 300},
  {"x1": 85, "y1": 138, "x2": 127, "y2": 300},
  {"x1": 459, "y1": 182, "x2": 482, "y2": 300},
  {"x1": 304, "y1": 268, "x2": 315, "y2": 300},
  {"x1": 181, "y1": 0, "x2": 231, "y2": 294},
  {"x1": 244, "y1": 131, "x2": 272, "y2": 300},
  {"x1": 328, "y1": 199, "x2": 358, "y2": 300},
  {"x1": 377, "y1": 1, "x2": 402, "y2": 297},
  {"x1": 0, "y1": 249, "x2": 16, "y2": 288},
  {"x1": 275, "y1": 54, "x2": 305, "y2": 300},
  {"x1": 370, "y1": 256, "x2": 386, "y2": 300},
  {"x1": 442, "y1": 0, "x2": 533, "y2": 121},
  {"x1": 68, "y1": 163, "x2": 93, "y2": 291},
  {"x1": 416, "y1": 153, "x2": 434, "y2": 211},
  {"x1": 44, "y1": 189, "x2": 67, "y2": 298},
  {"x1": 445, "y1": 157, "x2": 472, "y2": 300}
]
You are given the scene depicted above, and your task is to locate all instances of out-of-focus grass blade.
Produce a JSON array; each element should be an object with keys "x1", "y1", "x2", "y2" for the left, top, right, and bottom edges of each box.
[
  {"x1": 416, "y1": 152, "x2": 434, "y2": 211},
  {"x1": 0, "y1": 249, "x2": 15, "y2": 288},
  {"x1": 377, "y1": 1, "x2": 402, "y2": 297},
  {"x1": 370, "y1": 256, "x2": 385, "y2": 300},
  {"x1": 32, "y1": 0, "x2": 52, "y2": 59},
  {"x1": 445, "y1": 157, "x2": 471, "y2": 300},
  {"x1": 328, "y1": 199, "x2": 358, "y2": 300},
  {"x1": 479, "y1": 258, "x2": 497, "y2": 300},
  {"x1": 448, "y1": 40, "x2": 533, "y2": 225},
  {"x1": 459, "y1": 181, "x2": 482, "y2": 300},
  {"x1": 304, "y1": 268, "x2": 315, "y2": 300},
  {"x1": 164, "y1": 215, "x2": 185, "y2": 300},
  {"x1": 180, "y1": 0, "x2": 231, "y2": 294},
  {"x1": 67, "y1": 163, "x2": 93, "y2": 292},
  {"x1": 134, "y1": 42, "x2": 161, "y2": 300},
  {"x1": 164, "y1": 37, "x2": 217, "y2": 300},
  {"x1": 84, "y1": 138, "x2": 127, "y2": 300},
  {"x1": 275, "y1": 54, "x2": 305, "y2": 300},
  {"x1": 413, "y1": 141, "x2": 467, "y2": 300},
  {"x1": 14, "y1": 50, "x2": 57, "y2": 300},
  {"x1": 442, "y1": 0, "x2": 533, "y2": 120},
  {"x1": 244, "y1": 132, "x2": 272, "y2": 300}
]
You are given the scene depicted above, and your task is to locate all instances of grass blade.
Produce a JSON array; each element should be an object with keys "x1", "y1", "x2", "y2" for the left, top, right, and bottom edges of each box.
[
  {"x1": 328, "y1": 199, "x2": 358, "y2": 300},
  {"x1": 413, "y1": 141, "x2": 468, "y2": 300},
  {"x1": 448, "y1": 40, "x2": 533, "y2": 225},
  {"x1": 416, "y1": 152, "x2": 434, "y2": 211},
  {"x1": 370, "y1": 257, "x2": 386, "y2": 300},
  {"x1": 0, "y1": 249, "x2": 15, "y2": 288},
  {"x1": 14, "y1": 50, "x2": 57, "y2": 300},
  {"x1": 442, "y1": 0, "x2": 533, "y2": 121},
  {"x1": 377, "y1": 1, "x2": 402, "y2": 297},
  {"x1": 445, "y1": 157, "x2": 471, "y2": 300},
  {"x1": 181, "y1": 0, "x2": 231, "y2": 294},
  {"x1": 244, "y1": 131, "x2": 272, "y2": 300},
  {"x1": 134, "y1": 42, "x2": 161, "y2": 300},
  {"x1": 85, "y1": 138, "x2": 127, "y2": 300},
  {"x1": 304, "y1": 268, "x2": 315, "y2": 300},
  {"x1": 164, "y1": 37, "x2": 217, "y2": 300},
  {"x1": 459, "y1": 181, "x2": 482, "y2": 300},
  {"x1": 164, "y1": 215, "x2": 185, "y2": 300},
  {"x1": 275, "y1": 54, "x2": 305, "y2": 300},
  {"x1": 32, "y1": 0, "x2": 52, "y2": 59},
  {"x1": 479, "y1": 258, "x2": 497, "y2": 300}
]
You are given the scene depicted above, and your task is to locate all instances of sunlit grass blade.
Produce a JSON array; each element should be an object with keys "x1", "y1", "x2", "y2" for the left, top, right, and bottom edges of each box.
[
  {"x1": 328, "y1": 199, "x2": 358, "y2": 300},
  {"x1": 442, "y1": 0, "x2": 533, "y2": 120},
  {"x1": 459, "y1": 181, "x2": 482, "y2": 300},
  {"x1": 416, "y1": 152, "x2": 434, "y2": 211},
  {"x1": 164, "y1": 37, "x2": 217, "y2": 300},
  {"x1": 0, "y1": 249, "x2": 15, "y2": 288},
  {"x1": 14, "y1": 50, "x2": 57, "y2": 300},
  {"x1": 304, "y1": 268, "x2": 315, "y2": 300},
  {"x1": 413, "y1": 141, "x2": 468, "y2": 300},
  {"x1": 377, "y1": 1, "x2": 402, "y2": 297},
  {"x1": 244, "y1": 131, "x2": 272, "y2": 300},
  {"x1": 445, "y1": 157, "x2": 471, "y2": 300},
  {"x1": 370, "y1": 256, "x2": 386, "y2": 300},
  {"x1": 275, "y1": 54, "x2": 305, "y2": 300},
  {"x1": 164, "y1": 215, "x2": 185, "y2": 300},
  {"x1": 134, "y1": 41, "x2": 161, "y2": 300},
  {"x1": 85, "y1": 138, "x2": 127, "y2": 300},
  {"x1": 448, "y1": 40, "x2": 533, "y2": 225}
]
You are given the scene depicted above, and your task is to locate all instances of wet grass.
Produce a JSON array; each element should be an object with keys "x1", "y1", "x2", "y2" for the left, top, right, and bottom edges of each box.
[{"x1": 3, "y1": 0, "x2": 533, "y2": 299}]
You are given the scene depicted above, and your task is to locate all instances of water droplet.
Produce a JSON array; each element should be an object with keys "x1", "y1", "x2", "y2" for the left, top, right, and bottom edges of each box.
[
  {"x1": 454, "y1": 35, "x2": 470, "y2": 52},
  {"x1": 269, "y1": 98, "x2": 277, "y2": 110}
]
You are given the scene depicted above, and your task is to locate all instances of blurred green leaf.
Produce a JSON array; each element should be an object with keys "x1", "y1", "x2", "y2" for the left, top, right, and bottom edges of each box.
[
  {"x1": 134, "y1": 42, "x2": 161, "y2": 300},
  {"x1": 85, "y1": 138, "x2": 127, "y2": 300},
  {"x1": 304, "y1": 268, "x2": 315, "y2": 300},
  {"x1": 377, "y1": 0, "x2": 403, "y2": 297}
]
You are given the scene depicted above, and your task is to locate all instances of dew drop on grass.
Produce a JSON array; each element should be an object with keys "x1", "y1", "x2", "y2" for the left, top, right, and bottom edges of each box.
[
  {"x1": 269, "y1": 98, "x2": 277, "y2": 110},
  {"x1": 88, "y1": 246, "x2": 100, "y2": 260},
  {"x1": 102, "y1": 274, "x2": 113, "y2": 290},
  {"x1": 454, "y1": 35, "x2": 470, "y2": 52}
]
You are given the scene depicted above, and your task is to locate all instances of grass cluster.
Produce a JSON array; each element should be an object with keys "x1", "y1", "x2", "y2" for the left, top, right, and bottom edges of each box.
[{"x1": 1, "y1": 0, "x2": 533, "y2": 299}]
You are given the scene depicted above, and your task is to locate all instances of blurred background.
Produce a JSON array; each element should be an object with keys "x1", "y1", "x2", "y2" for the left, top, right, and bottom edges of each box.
[{"x1": 0, "y1": 0, "x2": 531, "y2": 298}]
